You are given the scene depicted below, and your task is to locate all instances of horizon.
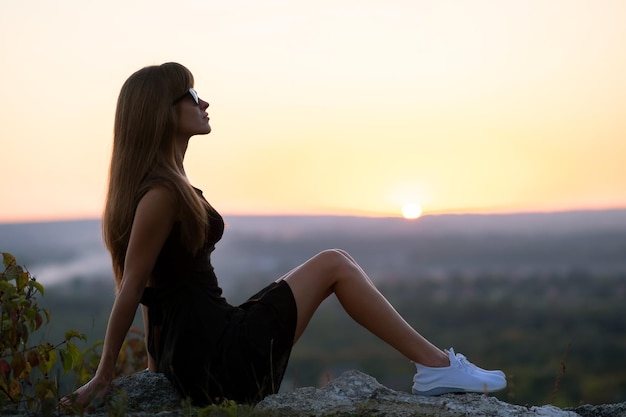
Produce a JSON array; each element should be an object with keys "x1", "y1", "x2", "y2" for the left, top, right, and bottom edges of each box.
[
  {"x1": 2, "y1": 205, "x2": 626, "y2": 226},
  {"x1": 5, "y1": 200, "x2": 626, "y2": 226}
]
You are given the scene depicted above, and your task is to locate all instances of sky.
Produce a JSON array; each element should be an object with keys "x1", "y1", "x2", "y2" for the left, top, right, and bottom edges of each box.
[{"x1": 1, "y1": 0, "x2": 625, "y2": 223}]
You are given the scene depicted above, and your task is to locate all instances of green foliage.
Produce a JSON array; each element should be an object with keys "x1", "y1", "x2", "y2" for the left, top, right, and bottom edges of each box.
[
  {"x1": 0, "y1": 252, "x2": 87, "y2": 413},
  {"x1": 193, "y1": 399, "x2": 261, "y2": 417}
]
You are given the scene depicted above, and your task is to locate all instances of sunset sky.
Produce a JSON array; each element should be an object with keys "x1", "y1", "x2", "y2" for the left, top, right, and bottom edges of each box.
[{"x1": 1, "y1": 0, "x2": 625, "y2": 223}]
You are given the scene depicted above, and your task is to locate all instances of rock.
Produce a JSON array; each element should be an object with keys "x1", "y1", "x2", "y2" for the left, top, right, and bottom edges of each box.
[
  {"x1": 62, "y1": 369, "x2": 623, "y2": 417},
  {"x1": 567, "y1": 402, "x2": 626, "y2": 417},
  {"x1": 105, "y1": 370, "x2": 181, "y2": 412},
  {"x1": 257, "y1": 369, "x2": 581, "y2": 417}
]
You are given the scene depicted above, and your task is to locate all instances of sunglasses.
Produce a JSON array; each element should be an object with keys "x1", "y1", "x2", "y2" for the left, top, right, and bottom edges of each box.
[{"x1": 172, "y1": 88, "x2": 199, "y2": 105}]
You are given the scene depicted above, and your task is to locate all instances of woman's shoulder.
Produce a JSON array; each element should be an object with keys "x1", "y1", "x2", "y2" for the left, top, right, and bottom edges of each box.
[
  {"x1": 142, "y1": 184, "x2": 177, "y2": 201},
  {"x1": 137, "y1": 185, "x2": 178, "y2": 220}
]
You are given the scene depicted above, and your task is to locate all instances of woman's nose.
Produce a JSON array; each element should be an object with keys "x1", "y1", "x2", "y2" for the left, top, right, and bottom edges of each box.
[{"x1": 200, "y1": 99, "x2": 209, "y2": 109}]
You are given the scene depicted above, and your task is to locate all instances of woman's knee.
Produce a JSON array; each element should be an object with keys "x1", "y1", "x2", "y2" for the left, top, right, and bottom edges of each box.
[
  {"x1": 332, "y1": 248, "x2": 353, "y2": 260},
  {"x1": 313, "y1": 249, "x2": 358, "y2": 277}
]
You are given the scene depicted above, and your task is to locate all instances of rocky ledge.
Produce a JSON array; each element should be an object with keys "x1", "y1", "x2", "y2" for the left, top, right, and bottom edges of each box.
[
  {"x1": 105, "y1": 369, "x2": 625, "y2": 417},
  {"x1": 257, "y1": 370, "x2": 625, "y2": 417},
  {"x1": 9, "y1": 369, "x2": 624, "y2": 416},
  {"x1": 112, "y1": 370, "x2": 626, "y2": 417}
]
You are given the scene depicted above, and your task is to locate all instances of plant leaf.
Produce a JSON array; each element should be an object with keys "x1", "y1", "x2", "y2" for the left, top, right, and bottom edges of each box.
[
  {"x1": 65, "y1": 329, "x2": 87, "y2": 343},
  {"x1": 11, "y1": 353, "x2": 26, "y2": 378},
  {"x1": 2, "y1": 252, "x2": 16, "y2": 269}
]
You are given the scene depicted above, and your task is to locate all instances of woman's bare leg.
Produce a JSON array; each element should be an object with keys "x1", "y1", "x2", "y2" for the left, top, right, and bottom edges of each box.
[{"x1": 279, "y1": 249, "x2": 449, "y2": 367}]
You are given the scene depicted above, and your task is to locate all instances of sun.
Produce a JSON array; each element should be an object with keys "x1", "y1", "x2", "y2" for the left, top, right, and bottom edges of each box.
[{"x1": 401, "y1": 203, "x2": 423, "y2": 220}]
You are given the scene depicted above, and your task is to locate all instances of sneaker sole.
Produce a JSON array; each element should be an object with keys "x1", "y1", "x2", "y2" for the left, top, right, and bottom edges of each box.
[{"x1": 412, "y1": 381, "x2": 507, "y2": 396}]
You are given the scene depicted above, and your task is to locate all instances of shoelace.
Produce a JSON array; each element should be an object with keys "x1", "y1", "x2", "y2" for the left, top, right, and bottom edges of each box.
[
  {"x1": 452, "y1": 352, "x2": 479, "y2": 373},
  {"x1": 414, "y1": 350, "x2": 480, "y2": 375}
]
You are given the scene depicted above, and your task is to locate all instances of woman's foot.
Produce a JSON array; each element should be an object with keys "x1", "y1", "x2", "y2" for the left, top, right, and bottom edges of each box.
[{"x1": 412, "y1": 348, "x2": 507, "y2": 396}]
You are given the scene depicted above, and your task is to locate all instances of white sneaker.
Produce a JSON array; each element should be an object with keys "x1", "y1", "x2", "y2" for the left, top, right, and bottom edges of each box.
[{"x1": 412, "y1": 348, "x2": 507, "y2": 396}]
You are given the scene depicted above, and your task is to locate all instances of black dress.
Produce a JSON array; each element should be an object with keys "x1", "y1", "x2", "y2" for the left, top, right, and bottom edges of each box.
[{"x1": 140, "y1": 189, "x2": 297, "y2": 405}]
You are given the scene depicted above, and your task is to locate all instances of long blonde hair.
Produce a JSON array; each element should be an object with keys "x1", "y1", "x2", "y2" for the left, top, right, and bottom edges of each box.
[{"x1": 103, "y1": 62, "x2": 209, "y2": 289}]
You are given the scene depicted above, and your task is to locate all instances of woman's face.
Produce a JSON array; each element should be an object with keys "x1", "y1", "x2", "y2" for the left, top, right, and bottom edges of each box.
[{"x1": 174, "y1": 88, "x2": 211, "y2": 139}]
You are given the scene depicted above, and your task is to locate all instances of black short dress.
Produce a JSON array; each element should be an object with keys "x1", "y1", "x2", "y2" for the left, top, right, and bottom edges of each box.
[{"x1": 140, "y1": 189, "x2": 297, "y2": 405}]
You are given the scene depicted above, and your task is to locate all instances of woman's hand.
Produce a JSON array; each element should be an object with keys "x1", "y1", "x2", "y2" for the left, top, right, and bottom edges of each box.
[{"x1": 58, "y1": 374, "x2": 111, "y2": 414}]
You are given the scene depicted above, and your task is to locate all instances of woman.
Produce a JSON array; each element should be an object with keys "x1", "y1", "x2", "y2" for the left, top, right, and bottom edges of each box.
[{"x1": 68, "y1": 62, "x2": 506, "y2": 407}]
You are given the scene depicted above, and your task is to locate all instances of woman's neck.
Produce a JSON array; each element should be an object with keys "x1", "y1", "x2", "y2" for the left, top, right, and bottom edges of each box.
[{"x1": 174, "y1": 138, "x2": 189, "y2": 173}]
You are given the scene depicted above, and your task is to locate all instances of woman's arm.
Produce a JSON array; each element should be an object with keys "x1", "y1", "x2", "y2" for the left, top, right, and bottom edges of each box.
[{"x1": 64, "y1": 186, "x2": 176, "y2": 407}]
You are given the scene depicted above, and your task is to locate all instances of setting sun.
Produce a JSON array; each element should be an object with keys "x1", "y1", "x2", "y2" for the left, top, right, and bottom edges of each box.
[{"x1": 402, "y1": 203, "x2": 423, "y2": 220}]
